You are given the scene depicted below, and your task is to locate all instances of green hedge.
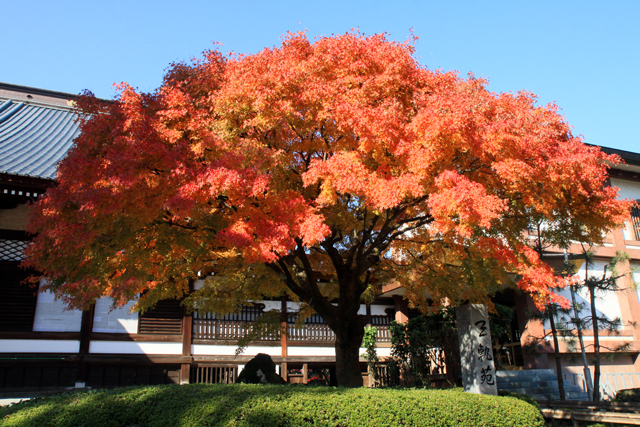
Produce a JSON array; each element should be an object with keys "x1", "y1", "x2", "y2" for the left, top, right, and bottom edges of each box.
[
  {"x1": 0, "y1": 384, "x2": 544, "y2": 427},
  {"x1": 614, "y1": 387, "x2": 640, "y2": 402}
]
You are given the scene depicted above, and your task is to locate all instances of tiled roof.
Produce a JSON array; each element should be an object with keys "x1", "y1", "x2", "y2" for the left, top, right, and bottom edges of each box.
[{"x1": 0, "y1": 99, "x2": 79, "y2": 180}]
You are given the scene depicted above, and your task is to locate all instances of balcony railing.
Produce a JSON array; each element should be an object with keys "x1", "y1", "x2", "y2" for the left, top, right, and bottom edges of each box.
[
  {"x1": 192, "y1": 312, "x2": 279, "y2": 341},
  {"x1": 192, "y1": 312, "x2": 392, "y2": 342},
  {"x1": 287, "y1": 323, "x2": 336, "y2": 342}
]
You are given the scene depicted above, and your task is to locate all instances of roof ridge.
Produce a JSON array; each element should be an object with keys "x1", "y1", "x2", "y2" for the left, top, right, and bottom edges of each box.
[{"x1": 0, "y1": 97, "x2": 77, "y2": 112}]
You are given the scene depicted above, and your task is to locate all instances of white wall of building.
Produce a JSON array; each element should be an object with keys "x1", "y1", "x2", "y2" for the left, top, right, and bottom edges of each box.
[
  {"x1": 610, "y1": 177, "x2": 640, "y2": 241},
  {"x1": 550, "y1": 259, "x2": 623, "y2": 329},
  {"x1": 610, "y1": 178, "x2": 640, "y2": 201},
  {"x1": 0, "y1": 339, "x2": 80, "y2": 353},
  {"x1": 89, "y1": 341, "x2": 182, "y2": 355},
  {"x1": 192, "y1": 344, "x2": 281, "y2": 356},
  {"x1": 32, "y1": 289, "x2": 82, "y2": 332},
  {"x1": 92, "y1": 298, "x2": 138, "y2": 333}
]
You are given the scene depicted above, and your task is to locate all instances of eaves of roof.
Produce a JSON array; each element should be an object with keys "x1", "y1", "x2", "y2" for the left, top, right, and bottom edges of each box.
[
  {"x1": 0, "y1": 99, "x2": 80, "y2": 180},
  {"x1": 591, "y1": 144, "x2": 640, "y2": 168}
]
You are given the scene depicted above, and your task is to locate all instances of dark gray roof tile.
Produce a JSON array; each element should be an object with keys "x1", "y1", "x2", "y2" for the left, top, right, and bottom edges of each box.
[{"x1": 0, "y1": 100, "x2": 79, "y2": 179}]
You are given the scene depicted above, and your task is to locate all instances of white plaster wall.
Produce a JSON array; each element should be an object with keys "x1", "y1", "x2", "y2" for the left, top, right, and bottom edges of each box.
[
  {"x1": 632, "y1": 262, "x2": 640, "y2": 307},
  {"x1": 286, "y1": 301, "x2": 302, "y2": 312},
  {"x1": 610, "y1": 178, "x2": 640, "y2": 201},
  {"x1": 285, "y1": 346, "x2": 335, "y2": 356},
  {"x1": 261, "y1": 301, "x2": 281, "y2": 311},
  {"x1": 0, "y1": 339, "x2": 80, "y2": 353},
  {"x1": 89, "y1": 341, "x2": 182, "y2": 355},
  {"x1": 287, "y1": 302, "x2": 392, "y2": 317},
  {"x1": 92, "y1": 298, "x2": 138, "y2": 333},
  {"x1": 550, "y1": 259, "x2": 623, "y2": 329},
  {"x1": 576, "y1": 259, "x2": 623, "y2": 321},
  {"x1": 285, "y1": 346, "x2": 392, "y2": 357},
  {"x1": 192, "y1": 344, "x2": 281, "y2": 356},
  {"x1": 369, "y1": 305, "x2": 394, "y2": 316},
  {"x1": 609, "y1": 178, "x2": 640, "y2": 240},
  {"x1": 371, "y1": 347, "x2": 392, "y2": 357},
  {"x1": 32, "y1": 289, "x2": 82, "y2": 332},
  {"x1": 194, "y1": 278, "x2": 205, "y2": 290}
]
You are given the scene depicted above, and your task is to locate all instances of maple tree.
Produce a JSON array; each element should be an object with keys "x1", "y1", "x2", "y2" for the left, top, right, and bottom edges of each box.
[{"x1": 25, "y1": 32, "x2": 632, "y2": 387}]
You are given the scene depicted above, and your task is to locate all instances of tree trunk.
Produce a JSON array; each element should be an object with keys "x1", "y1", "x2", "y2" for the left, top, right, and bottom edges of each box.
[
  {"x1": 548, "y1": 310, "x2": 566, "y2": 400},
  {"x1": 589, "y1": 284, "x2": 601, "y2": 401},
  {"x1": 334, "y1": 316, "x2": 366, "y2": 387}
]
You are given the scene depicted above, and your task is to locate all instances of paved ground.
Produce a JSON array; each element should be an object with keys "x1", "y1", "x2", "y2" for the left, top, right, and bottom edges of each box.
[{"x1": 0, "y1": 397, "x2": 33, "y2": 406}]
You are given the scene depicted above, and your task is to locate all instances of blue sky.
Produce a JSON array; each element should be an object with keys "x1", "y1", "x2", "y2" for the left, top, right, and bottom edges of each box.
[{"x1": 2, "y1": 0, "x2": 638, "y2": 152}]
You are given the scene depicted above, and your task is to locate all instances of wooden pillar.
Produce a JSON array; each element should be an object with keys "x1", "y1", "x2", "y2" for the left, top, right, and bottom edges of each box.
[
  {"x1": 302, "y1": 363, "x2": 308, "y2": 384},
  {"x1": 517, "y1": 293, "x2": 550, "y2": 369},
  {"x1": 281, "y1": 298, "x2": 288, "y2": 358},
  {"x1": 79, "y1": 303, "x2": 95, "y2": 355},
  {"x1": 76, "y1": 303, "x2": 95, "y2": 387},
  {"x1": 394, "y1": 296, "x2": 409, "y2": 324},
  {"x1": 280, "y1": 362, "x2": 288, "y2": 383},
  {"x1": 180, "y1": 286, "x2": 194, "y2": 385}
]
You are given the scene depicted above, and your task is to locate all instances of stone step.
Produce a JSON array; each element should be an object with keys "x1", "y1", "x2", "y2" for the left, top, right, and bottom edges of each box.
[
  {"x1": 566, "y1": 392, "x2": 589, "y2": 400},
  {"x1": 495, "y1": 369, "x2": 589, "y2": 401},
  {"x1": 496, "y1": 369, "x2": 555, "y2": 378},
  {"x1": 531, "y1": 392, "x2": 589, "y2": 401},
  {"x1": 498, "y1": 379, "x2": 571, "y2": 388},
  {"x1": 497, "y1": 373, "x2": 558, "y2": 382},
  {"x1": 564, "y1": 385, "x2": 585, "y2": 393},
  {"x1": 528, "y1": 393, "x2": 561, "y2": 401},
  {"x1": 505, "y1": 386, "x2": 566, "y2": 395}
]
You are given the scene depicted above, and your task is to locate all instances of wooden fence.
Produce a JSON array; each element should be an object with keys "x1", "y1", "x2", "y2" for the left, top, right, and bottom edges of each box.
[{"x1": 190, "y1": 365, "x2": 237, "y2": 384}]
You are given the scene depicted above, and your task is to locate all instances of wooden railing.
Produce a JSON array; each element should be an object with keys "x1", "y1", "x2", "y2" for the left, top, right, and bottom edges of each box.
[
  {"x1": 190, "y1": 365, "x2": 237, "y2": 384},
  {"x1": 192, "y1": 312, "x2": 278, "y2": 341},
  {"x1": 375, "y1": 325, "x2": 390, "y2": 342},
  {"x1": 193, "y1": 312, "x2": 392, "y2": 342},
  {"x1": 287, "y1": 323, "x2": 336, "y2": 342},
  {"x1": 539, "y1": 401, "x2": 640, "y2": 425}
]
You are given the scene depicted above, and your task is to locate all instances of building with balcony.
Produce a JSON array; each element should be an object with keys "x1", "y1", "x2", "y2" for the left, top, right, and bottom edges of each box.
[{"x1": 1, "y1": 82, "x2": 639, "y2": 397}]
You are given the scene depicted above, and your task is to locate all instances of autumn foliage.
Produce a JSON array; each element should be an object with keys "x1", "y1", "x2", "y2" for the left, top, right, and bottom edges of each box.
[{"x1": 24, "y1": 32, "x2": 631, "y2": 386}]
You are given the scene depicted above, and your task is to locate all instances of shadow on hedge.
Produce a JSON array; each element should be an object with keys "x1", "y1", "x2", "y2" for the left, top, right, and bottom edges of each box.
[
  {"x1": 0, "y1": 384, "x2": 348, "y2": 427},
  {"x1": 0, "y1": 384, "x2": 545, "y2": 427}
]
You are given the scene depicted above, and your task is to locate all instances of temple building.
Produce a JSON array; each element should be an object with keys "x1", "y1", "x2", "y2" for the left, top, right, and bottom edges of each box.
[{"x1": 1, "y1": 82, "x2": 639, "y2": 397}]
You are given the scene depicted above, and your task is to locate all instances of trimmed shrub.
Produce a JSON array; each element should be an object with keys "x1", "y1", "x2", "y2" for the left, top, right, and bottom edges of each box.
[
  {"x1": 237, "y1": 353, "x2": 286, "y2": 385},
  {"x1": 498, "y1": 390, "x2": 540, "y2": 410},
  {"x1": 613, "y1": 387, "x2": 640, "y2": 402},
  {"x1": 0, "y1": 384, "x2": 544, "y2": 427}
]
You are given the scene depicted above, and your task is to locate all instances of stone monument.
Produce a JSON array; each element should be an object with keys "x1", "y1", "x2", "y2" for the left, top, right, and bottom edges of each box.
[{"x1": 456, "y1": 304, "x2": 498, "y2": 395}]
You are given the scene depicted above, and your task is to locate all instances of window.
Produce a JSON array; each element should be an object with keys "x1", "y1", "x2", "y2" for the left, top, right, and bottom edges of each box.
[{"x1": 631, "y1": 201, "x2": 640, "y2": 241}]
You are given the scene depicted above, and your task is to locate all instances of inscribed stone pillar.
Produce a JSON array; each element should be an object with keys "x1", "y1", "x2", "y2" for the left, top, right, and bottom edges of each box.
[{"x1": 456, "y1": 304, "x2": 497, "y2": 395}]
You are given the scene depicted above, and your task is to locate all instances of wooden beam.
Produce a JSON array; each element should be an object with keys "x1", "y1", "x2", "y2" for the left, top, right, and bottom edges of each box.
[
  {"x1": 79, "y1": 304, "x2": 95, "y2": 355},
  {"x1": 75, "y1": 304, "x2": 95, "y2": 387},
  {"x1": 180, "y1": 300, "x2": 193, "y2": 384},
  {"x1": 394, "y1": 296, "x2": 409, "y2": 324},
  {"x1": 541, "y1": 408, "x2": 640, "y2": 425},
  {"x1": 281, "y1": 298, "x2": 288, "y2": 358}
]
